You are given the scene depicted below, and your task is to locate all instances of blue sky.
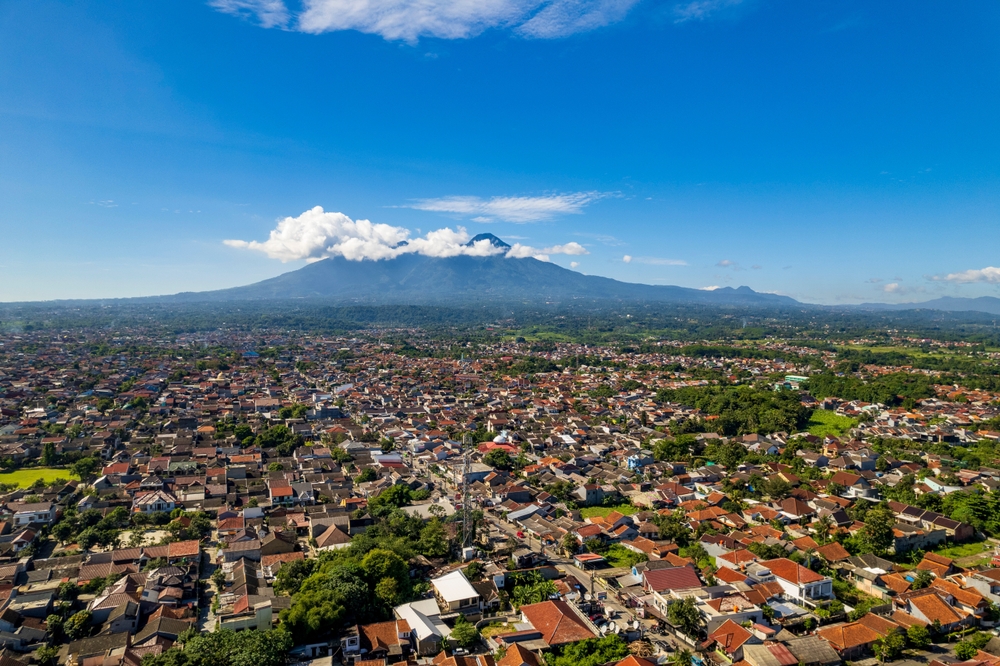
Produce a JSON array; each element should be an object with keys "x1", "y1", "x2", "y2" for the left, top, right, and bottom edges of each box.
[{"x1": 1, "y1": 0, "x2": 998, "y2": 303}]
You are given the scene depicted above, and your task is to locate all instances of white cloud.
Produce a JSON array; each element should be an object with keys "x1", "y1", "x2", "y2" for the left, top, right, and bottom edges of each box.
[
  {"x1": 699, "y1": 285, "x2": 721, "y2": 291},
  {"x1": 716, "y1": 259, "x2": 734, "y2": 267},
  {"x1": 409, "y1": 192, "x2": 604, "y2": 223},
  {"x1": 622, "y1": 255, "x2": 633, "y2": 263},
  {"x1": 506, "y1": 241, "x2": 587, "y2": 261},
  {"x1": 935, "y1": 267, "x2": 1000, "y2": 284},
  {"x1": 570, "y1": 261, "x2": 579, "y2": 269},
  {"x1": 209, "y1": 0, "x2": 290, "y2": 28},
  {"x1": 212, "y1": 0, "x2": 640, "y2": 41},
  {"x1": 883, "y1": 283, "x2": 901, "y2": 293},
  {"x1": 224, "y1": 206, "x2": 588, "y2": 263},
  {"x1": 673, "y1": 0, "x2": 744, "y2": 23}
]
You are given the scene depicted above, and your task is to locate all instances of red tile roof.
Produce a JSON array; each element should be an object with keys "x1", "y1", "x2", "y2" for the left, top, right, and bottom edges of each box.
[{"x1": 643, "y1": 565, "x2": 702, "y2": 592}]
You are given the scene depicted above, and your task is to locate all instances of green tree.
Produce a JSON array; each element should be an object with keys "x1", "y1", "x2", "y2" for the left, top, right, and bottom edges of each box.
[
  {"x1": 910, "y1": 568, "x2": 933, "y2": 590},
  {"x1": 858, "y1": 505, "x2": 895, "y2": 556},
  {"x1": 547, "y1": 635, "x2": 631, "y2": 666},
  {"x1": 667, "y1": 596, "x2": 701, "y2": 637},
  {"x1": 906, "y1": 625, "x2": 931, "y2": 649},
  {"x1": 71, "y1": 456, "x2": 100, "y2": 481},
  {"x1": 450, "y1": 615, "x2": 480, "y2": 649},
  {"x1": 484, "y1": 449, "x2": 513, "y2": 470},
  {"x1": 36, "y1": 645, "x2": 60, "y2": 666},
  {"x1": 41, "y1": 441, "x2": 57, "y2": 466},
  {"x1": 873, "y1": 631, "x2": 905, "y2": 662},
  {"x1": 64, "y1": 610, "x2": 93, "y2": 640}
]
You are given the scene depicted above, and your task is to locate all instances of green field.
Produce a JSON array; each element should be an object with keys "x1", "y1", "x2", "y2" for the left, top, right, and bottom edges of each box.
[
  {"x1": 579, "y1": 503, "x2": 640, "y2": 519},
  {"x1": 0, "y1": 467, "x2": 76, "y2": 488},
  {"x1": 807, "y1": 409, "x2": 857, "y2": 437},
  {"x1": 930, "y1": 541, "x2": 992, "y2": 560}
]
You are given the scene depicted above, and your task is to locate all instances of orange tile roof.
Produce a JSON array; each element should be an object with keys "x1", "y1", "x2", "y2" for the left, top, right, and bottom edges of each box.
[
  {"x1": 708, "y1": 619, "x2": 753, "y2": 654},
  {"x1": 520, "y1": 600, "x2": 597, "y2": 646},
  {"x1": 762, "y1": 558, "x2": 825, "y2": 585}
]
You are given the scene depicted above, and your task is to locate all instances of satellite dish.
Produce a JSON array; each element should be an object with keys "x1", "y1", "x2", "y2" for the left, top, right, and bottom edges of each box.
[
  {"x1": 585, "y1": 593, "x2": 592, "y2": 601},
  {"x1": 632, "y1": 620, "x2": 640, "y2": 630}
]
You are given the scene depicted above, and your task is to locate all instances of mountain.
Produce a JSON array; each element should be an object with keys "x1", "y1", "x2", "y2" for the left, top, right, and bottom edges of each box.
[
  {"x1": 170, "y1": 241, "x2": 801, "y2": 307},
  {"x1": 857, "y1": 296, "x2": 1000, "y2": 316}
]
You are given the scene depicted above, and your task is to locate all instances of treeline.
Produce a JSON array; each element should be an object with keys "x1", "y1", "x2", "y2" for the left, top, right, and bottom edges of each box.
[
  {"x1": 655, "y1": 385, "x2": 812, "y2": 436},
  {"x1": 803, "y1": 372, "x2": 937, "y2": 407}
]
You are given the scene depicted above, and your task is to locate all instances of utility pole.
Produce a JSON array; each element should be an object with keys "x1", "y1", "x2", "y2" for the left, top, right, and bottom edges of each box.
[{"x1": 461, "y1": 435, "x2": 473, "y2": 548}]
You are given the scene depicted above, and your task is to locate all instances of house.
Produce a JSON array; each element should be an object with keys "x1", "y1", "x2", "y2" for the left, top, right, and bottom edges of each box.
[
  {"x1": 816, "y1": 614, "x2": 900, "y2": 660},
  {"x1": 573, "y1": 484, "x2": 604, "y2": 507},
  {"x1": 641, "y1": 566, "x2": 702, "y2": 594},
  {"x1": 8, "y1": 502, "x2": 57, "y2": 527},
  {"x1": 395, "y1": 598, "x2": 452, "y2": 656},
  {"x1": 761, "y1": 558, "x2": 833, "y2": 605},
  {"x1": 706, "y1": 619, "x2": 757, "y2": 662},
  {"x1": 498, "y1": 643, "x2": 541, "y2": 666},
  {"x1": 431, "y1": 570, "x2": 481, "y2": 616},
  {"x1": 518, "y1": 600, "x2": 596, "y2": 647},
  {"x1": 132, "y1": 490, "x2": 177, "y2": 514},
  {"x1": 895, "y1": 589, "x2": 971, "y2": 632},
  {"x1": 341, "y1": 619, "x2": 414, "y2": 663},
  {"x1": 699, "y1": 593, "x2": 764, "y2": 632}
]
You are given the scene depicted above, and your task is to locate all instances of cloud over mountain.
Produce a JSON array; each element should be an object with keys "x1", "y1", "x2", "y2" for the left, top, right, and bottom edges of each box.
[{"x1": 224, "y1": 206, "x2": 588, "y2": 262}]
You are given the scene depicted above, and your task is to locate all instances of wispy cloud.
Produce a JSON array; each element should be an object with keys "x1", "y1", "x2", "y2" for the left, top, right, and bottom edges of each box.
[
  {"x1": 699, "y1": 285, "x2": 721, "y2": 291},
  {"x1": 224, "y1": 206, "x2": 588, "y2": 263},
  {"x1": 574, "y1": 232, "x2": 626, "y2": 247},
  {"x1": 883, "y1": 283, "x2": 901, "y2": 294},
  {"x1": 209, "y1": 0, "x2": 290, "y2": 28},
  {"x1": 673, "y1": 0, "x2": 744, "y2": 23},
  {"x1": 89, "y1": 200, "x2": 118, "y2": 208},
  {"x1": 933, "y1": 267, "x2": 1000, "y2": 284},
  {"x1": 408, "y1": 192, "x2": 606, "y2": 223},
  {"x1": 211, "y1": 0, "x2": 641, "y2": 42},
  {"x1": 716, "y1": 259, "x2": 734, "y2": 267}
]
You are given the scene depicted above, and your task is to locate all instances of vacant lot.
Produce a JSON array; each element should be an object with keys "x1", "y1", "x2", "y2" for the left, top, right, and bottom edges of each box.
[
  {"x1": 579, "y1": 503, "x2": 640, "y2": 519},
  {"x1": 807, "y1": 409, "x2": 857, "y2": 437},
  {"x1": 0, "y1": 467, "x2": 75, "y2": 488}
]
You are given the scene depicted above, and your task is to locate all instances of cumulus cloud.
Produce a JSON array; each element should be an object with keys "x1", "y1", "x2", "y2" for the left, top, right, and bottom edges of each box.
[
  {"x1": 211, "y1": 0, "x2": 641, "y2": 42},
  {"x1": 699, "y1": 285, "x2": 721, "y2": 291},
  {"x1": 409, "y1": 192, "x2": 605, "y2": 223},
  {"x1": 622, "y1": 255, "x2": 633, "y2": 263},
  {"x1": 716, "y1": 259, "x2": 734, "y2": 267},
  {"x1": 934, "y1": 267, "x2": 1000, "y2": 284},
  {"x1": 570, "y1": 261, "x2": 579, "y2": 269},
  {"x1": 883, "y1": 283, "x2": 901, "y2": 293},
  {"x1": 224, "y1": 206, "x2": 589, "y2": 263}
]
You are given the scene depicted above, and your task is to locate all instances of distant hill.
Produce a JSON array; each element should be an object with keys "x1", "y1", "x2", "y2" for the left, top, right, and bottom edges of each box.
[
  {"x1": 857, "y1": 296, "x2": 1000, "y2": 316},
  {"x1": 168, "y1": 239, "x2": 801, "y2": 307}
]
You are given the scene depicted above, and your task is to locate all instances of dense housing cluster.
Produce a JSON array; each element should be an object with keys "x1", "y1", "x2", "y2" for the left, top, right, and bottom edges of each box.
[{"x1": 2, "y1": 326, "x2": 1000, "y2": 666}]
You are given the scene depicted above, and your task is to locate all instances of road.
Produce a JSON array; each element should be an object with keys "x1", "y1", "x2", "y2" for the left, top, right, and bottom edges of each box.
[{"x1": 485, "y1": 515, "x2": 687, "y2": 653}]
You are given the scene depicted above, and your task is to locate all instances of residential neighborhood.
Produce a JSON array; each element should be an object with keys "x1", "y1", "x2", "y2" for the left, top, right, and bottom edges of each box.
[{"x1": 1, "y1": 329, "x2": 1000, "y2": 666}]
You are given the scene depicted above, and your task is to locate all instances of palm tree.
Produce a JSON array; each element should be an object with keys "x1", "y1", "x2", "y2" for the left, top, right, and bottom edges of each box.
[{"x1": 670, "y1": 649, "x2": 693, "y2": 666}]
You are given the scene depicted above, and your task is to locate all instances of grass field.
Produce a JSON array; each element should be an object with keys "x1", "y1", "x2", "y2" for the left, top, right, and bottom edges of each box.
[
  {"x1": 807, "y1": 409, "x2": 858, "y2": 437},
  {"x1": 930, "y1": 541, "x2": 992, "y2": 560},
  {"x1": 579, "y1": 503, "x2": 640, "y2": 519},
  {"x1": 0, "y1": 467, "x2": 75, "y2": 488}
]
